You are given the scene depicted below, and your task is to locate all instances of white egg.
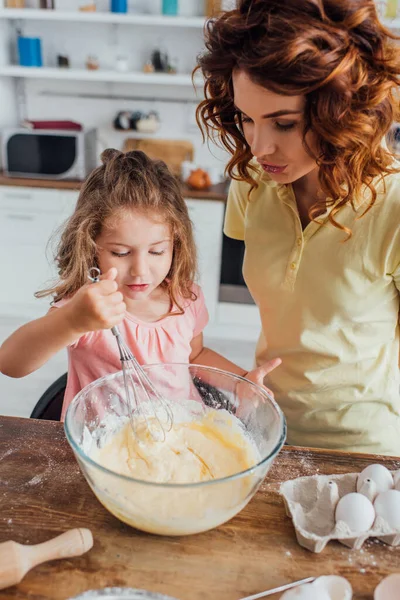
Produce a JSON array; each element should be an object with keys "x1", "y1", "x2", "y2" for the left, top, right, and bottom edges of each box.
[
  {"x1": 280, "y1": 582, "x2": 330, "y2": 600},
  {"x1": 335, "y1": 493, "x2": 375, "y2": 533},
  {"x1": 374, "y1": 574, "x2": 400, "y2": 600},
  {"x1": 314, "y1": 576, "x2": 353, "y2": 600},
  {"x1": 357, "y1": 464, "x2": 393, "y2": 495},
  {"x1": 374, "y1": 490, "x2": 400, "y2": 530},
  {"x1": 281, "y1": 576, "x2": 352, "y2": 600},
  {"x1": 393, "y1": 470, "x2": 400, "y2": 491}
]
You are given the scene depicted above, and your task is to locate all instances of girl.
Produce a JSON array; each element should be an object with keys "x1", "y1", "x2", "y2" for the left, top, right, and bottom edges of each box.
[
  {"x1": 196, "y1": 0, "x2": 400, "y2": 454},
  {"x1": 0, "y1": 149, "x2": 280, "y2": 420}
]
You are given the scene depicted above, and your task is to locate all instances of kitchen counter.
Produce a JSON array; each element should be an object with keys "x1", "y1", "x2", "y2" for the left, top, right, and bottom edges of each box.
[
  {"x1": 0, "y1": 174, "x2": 228, "y2": 201},
  {"x1": 1, "y1": 415, "x2": 400, "y2": 600}
]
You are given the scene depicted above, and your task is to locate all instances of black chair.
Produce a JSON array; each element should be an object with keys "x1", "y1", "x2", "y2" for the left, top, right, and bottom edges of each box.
[{"x1": 30, "y1": 373, "x2": 67, "y2": 421}]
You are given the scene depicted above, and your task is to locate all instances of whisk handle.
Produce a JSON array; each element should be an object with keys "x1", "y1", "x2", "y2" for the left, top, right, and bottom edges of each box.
[{"x1": 87, "y1": 271, "x2": 121, "y2": 339}]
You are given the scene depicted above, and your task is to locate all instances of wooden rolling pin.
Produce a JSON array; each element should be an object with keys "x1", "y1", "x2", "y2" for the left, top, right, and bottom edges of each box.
[{"x1": 0, "y1": 528, "x2": 93, "y2": 590}]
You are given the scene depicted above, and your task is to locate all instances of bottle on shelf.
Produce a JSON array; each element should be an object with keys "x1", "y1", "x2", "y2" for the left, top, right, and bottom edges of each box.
[{"x1": 39, "y1": 0, "x2": 55, "y2": 8}]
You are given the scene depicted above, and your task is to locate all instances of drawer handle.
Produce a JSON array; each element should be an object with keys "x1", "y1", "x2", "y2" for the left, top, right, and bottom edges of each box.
[
  {"x1": 6, "y1": 214, "x2": 35, "y2": 221},
  {"x1": 4, "y1": 193, "x2": 33, "y2": 201}
]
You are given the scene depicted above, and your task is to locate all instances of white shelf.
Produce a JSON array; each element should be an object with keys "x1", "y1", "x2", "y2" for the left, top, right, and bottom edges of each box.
[
  {"x1": 0, "y1": 8, "x2": 206, "y2": 28},
  {"x1": 0, "y1": 65, "x2": 202, "y2": 86}
]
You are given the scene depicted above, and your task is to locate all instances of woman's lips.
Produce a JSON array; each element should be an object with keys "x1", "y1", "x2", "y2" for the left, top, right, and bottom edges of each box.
[
  {"x1": 259, "y1": 162, "x2": 287, "y2": 174},
  {"x1": 126, "y1": 284, "x2": 149, "y2": 292}
]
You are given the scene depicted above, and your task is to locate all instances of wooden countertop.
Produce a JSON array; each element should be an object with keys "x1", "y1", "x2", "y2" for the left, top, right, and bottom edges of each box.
[
  {"x1": 0, "y1": 174, "x2": 228, "y2": 201},
  {"x1": 1, "y1": 415, "x2": 400, "y2": 600}
]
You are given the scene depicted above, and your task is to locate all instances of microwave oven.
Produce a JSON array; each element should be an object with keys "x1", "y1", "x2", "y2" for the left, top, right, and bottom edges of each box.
[{"x1": 1, "y1": 128, "x2": 97, "y2": 180}]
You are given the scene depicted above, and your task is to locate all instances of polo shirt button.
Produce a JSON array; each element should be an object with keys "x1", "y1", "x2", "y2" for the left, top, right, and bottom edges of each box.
[
  {"x1": 297, "y1": 238, "x2": 302, "y2": 246},
  {"x1": 290, "y1": 262, "x2": 297, "y2": 270}
]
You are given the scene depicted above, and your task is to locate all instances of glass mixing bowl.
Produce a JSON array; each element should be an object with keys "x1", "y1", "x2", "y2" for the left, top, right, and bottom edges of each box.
[{"x1": 64, "y1": 363, "x2": 286, "y2": 536}]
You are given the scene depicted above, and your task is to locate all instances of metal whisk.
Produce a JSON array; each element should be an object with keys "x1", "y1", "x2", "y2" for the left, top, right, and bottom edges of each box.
[{"x1": 88, "y1": 268, "x2": 174, "y2": 442}]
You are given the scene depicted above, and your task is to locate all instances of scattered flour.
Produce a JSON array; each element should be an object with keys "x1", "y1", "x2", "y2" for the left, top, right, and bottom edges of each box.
[{"x1": 26, "y1": 475, "x2": 42, "y2": 486}]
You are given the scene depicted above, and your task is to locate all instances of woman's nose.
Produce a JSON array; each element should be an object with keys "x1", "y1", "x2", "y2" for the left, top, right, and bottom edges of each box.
[{"x1": 250, "y1": 127, "x2": 277, "y2": 158}]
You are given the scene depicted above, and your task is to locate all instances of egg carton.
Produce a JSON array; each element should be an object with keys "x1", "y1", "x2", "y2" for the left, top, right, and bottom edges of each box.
[{"x1": 280, "y1": 471, "x2": 400, "y2": 553}]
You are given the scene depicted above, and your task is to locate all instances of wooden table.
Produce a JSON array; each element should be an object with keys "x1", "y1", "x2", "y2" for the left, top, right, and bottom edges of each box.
[{"x1": 1, "y1": 416, "x2": 400, "y2": 600}]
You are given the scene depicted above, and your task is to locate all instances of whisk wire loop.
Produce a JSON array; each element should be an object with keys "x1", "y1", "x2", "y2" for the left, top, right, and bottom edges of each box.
[{"x1": 87, "y1": 268, "x2": 173, "y2": 442}]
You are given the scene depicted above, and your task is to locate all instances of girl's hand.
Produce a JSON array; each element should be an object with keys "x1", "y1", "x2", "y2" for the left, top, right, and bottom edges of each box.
[
  {"x1": 244, "y1": 357, "x2": 282, "y2": 398},
  {"x1": 66, "y1": 267, "x2": 126, "y2": 334}
]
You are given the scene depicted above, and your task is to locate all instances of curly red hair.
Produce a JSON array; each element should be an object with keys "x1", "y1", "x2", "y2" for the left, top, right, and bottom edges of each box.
[{"x1": 196, "y1": 0, "x2": 400, "y2": 236}]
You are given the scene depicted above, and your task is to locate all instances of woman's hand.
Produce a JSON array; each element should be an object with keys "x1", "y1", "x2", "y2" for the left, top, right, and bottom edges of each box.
[
  {"x1": 66, "y1": 267, "x2": 126, "y2": 335},
  {"x1": 244, "y1": 357, "x2": 282, "y2": 398}
]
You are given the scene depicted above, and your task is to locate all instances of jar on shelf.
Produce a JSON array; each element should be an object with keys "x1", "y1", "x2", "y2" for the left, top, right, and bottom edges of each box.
[
  {"x1": 162, "y1": 0, "x2": 178, "y2": 16},
  {"x1": 6, "y1": 0, "x2": 26, "y2": 7},
  {"x1": 79, "y1": 1, "x2": 97, "y2": 10},
  {"x1": 86, "y1": 55, "x2": 99, "y2": 70},
  {"x1": 204, "y1": 0, "x2": 236, "y2": 16},
  {"x1": 115, "y1": 55, "x2": 129, "y2": 72},
  {"x1": 39, "y1": 0, "x2": 55, "y2": 8},
  {"x1": 111, "y1": 0, "x2": 127, "y2": 12},
  {"x1": 204, "y1": 0, "x2": 220, "y2": 17}
]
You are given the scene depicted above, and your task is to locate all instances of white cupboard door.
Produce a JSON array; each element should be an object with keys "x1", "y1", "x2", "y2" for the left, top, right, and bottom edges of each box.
[
  {"x1": 0, "y1": 188, "x2": 77, "y2": 318},
  {"x1": 185, "y1": 199, "x2": 224, "y2": 323}
]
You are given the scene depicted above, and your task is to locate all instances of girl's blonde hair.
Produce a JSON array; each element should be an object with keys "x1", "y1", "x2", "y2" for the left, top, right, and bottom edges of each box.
[
  {"x1": 196, "y1": 0, "x2": 400, "y2": 237},
  {"x1": 36, "y1": 149, "x2": 197, "y2": 313}
]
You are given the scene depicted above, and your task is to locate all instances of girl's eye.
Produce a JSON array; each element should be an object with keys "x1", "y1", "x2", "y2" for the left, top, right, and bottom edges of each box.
[
  {"x1": 275, "y1": 121, "x2": 297, "y2": 131},
  {"x1": 241, "y1": 115, "x2": 253, "y2": 124},
  {"x1": 111, "y1": 251, "x2": 129, "y2": 257},
  {"x1": 149, "y1": 250, "x2": 165, "y2": 256}
]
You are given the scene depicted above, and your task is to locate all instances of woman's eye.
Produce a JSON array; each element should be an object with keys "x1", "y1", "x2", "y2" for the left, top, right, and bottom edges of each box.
[
  {"x1": 275, "y1": 121, "x2": 297, "y2": 131},
  {"x1": 235, "y1": 112, "x2": 252, "y2": 125},
  {"x1": 149, "y1": 250, "x2": 165, "y2": 256},
  {"x1": 111, "y1": 251, "x2": 129, "y2": 257}
]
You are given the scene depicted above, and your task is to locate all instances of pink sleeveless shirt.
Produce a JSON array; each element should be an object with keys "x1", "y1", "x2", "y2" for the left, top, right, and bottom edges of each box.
[{"x1": 55, "y1": 284, "x2": 208, "y2": 420}]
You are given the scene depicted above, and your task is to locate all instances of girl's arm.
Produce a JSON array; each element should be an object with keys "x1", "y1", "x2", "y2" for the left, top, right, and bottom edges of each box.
[
  {"x1": 189, "y1": 333, "x2": 281, "y2": 388},
  {"x1": 0, "y1": 268, "x2": 125, "y2": 378},
  {"x1": 0, "y1": 307, "x2": 84, "y2": 378}
]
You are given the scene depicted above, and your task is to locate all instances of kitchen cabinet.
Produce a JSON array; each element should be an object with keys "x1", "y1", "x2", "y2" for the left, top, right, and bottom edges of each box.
[
  {"x1": 0, "y1": 186, "x2": 224, "y2": 325},
  {"x1": 185, "y1": 198, "x2": 224, "y2": 323},
  {"x1": 0, "y1": 186, "x2": 75, "y2": 316}
]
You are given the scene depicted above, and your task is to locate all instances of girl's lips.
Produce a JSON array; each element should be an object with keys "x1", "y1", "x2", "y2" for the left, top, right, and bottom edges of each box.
[
  {"x1": 259, "y1": 162, "x2": 287, "y2": 174},
  {"x1": 126, "y1": 284, "x2": 150, "y2": 292}
]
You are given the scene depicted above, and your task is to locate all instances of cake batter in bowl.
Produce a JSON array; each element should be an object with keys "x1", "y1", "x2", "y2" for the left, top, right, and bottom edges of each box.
[{"x1": 64, "y1": 364, "x2": 286, "y2": 536}]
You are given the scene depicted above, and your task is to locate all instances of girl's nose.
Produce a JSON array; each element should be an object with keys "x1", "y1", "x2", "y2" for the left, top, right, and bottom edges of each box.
[{"x1": 130, "y1": 254, "x2": 149, "y2": 278}]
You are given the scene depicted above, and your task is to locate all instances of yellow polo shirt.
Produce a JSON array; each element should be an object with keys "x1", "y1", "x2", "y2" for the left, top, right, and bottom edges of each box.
[{"x1": 224, "y1": 165, "x2": 400, "y2": 455}]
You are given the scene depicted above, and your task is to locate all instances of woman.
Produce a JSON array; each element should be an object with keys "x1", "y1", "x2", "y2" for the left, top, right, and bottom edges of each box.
[{"x1": 196, "y1": 0, "x2": 400, "y2": 454}]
